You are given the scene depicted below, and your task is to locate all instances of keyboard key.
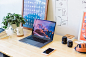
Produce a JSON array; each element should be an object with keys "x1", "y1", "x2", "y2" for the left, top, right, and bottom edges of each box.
[{"x1": 27, "y1": 37, "x2": 47, "y2": 43}]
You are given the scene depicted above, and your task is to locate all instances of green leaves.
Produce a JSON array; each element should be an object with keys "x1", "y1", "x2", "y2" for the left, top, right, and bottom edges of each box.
[
  {"x1": 6, "y1": 16, "x2": 10, "y2": 19},
  {"x1": 3, "y1": 26, "x2": 7, "y2": 29},
  {"x1": 2, "y1": 13, "x2": 26, "y2": 29}
]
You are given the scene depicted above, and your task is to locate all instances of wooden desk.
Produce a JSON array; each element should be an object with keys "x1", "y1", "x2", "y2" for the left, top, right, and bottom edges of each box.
[{"x1": 0, "y1": 29, "x2": 86, "y2": 57}]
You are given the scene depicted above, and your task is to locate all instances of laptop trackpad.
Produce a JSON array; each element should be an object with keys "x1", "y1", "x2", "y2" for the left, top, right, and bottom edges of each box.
[{"x1": 25, "y1": 40, "x2": 39, "y2": 45}]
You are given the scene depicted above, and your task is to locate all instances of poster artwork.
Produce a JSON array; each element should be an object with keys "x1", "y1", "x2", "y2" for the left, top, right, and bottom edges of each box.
[{"x1": 80, "y1": 12, "x2": 86, "y2": 41}]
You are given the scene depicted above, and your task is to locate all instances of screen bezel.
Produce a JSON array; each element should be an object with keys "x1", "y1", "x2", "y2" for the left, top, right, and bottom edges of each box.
[{"x1": 32, "y1": 19, "x2": 56, "y2": 40}]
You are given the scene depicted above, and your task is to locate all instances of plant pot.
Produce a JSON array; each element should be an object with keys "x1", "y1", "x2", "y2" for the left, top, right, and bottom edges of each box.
[
  {"x1": 11, "y1": 23, "x2": 21, "y2": 33},
  {"x1": 11, "y1": 24, "x2": 17, "y2": 33},
  {"x1": 11, "y1": 24, "x2": 17, "y2": 29}
]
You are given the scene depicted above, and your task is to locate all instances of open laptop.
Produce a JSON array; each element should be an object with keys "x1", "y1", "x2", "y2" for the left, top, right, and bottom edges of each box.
[{"x1": 19, "y1": 19, "x2": 56, "y2": 48}]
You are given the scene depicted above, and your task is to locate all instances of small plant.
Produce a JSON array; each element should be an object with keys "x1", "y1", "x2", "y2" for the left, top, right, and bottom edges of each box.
[{"x1": 2, "y1": 13, "x2": 26, "y2": 29}]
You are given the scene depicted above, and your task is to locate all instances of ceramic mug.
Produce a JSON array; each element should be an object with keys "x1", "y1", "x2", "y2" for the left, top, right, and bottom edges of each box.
[{"x1": 14, "y1": 27, "x2": 24, "y2": 37}]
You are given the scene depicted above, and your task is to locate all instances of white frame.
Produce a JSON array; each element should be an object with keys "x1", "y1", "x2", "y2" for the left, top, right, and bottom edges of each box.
[{"x1": 78, "y1": 10, "x2": 86, "y2": 41}]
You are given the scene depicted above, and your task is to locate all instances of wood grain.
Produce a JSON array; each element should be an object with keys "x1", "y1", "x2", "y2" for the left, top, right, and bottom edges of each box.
[{"x1": 0, "y1": 29, "x2": 85, "y2": 57}]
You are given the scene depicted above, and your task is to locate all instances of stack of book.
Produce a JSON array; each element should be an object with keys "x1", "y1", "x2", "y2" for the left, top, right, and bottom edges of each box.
[{"x1": 0, "y1": 28, "x2": 8, "y2": 39}]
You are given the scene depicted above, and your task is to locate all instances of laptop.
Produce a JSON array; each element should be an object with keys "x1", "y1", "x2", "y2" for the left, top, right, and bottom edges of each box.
[{"x1": 19, "y1": 19, "x2": 56, "y2": 48}]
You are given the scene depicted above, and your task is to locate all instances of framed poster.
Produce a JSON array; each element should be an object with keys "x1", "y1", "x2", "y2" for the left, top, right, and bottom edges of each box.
[
  {"x1": 22, "y1": 0, "x2": 49, "y2": 30},
  {"x1": 78, "y1": 12, "x2": 86, "y2": 41}
]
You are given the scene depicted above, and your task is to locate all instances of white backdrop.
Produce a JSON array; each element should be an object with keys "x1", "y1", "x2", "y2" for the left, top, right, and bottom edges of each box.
[
  {"x1": 0, "y1": 0, "x2": 86, "y2": 39},
  {"x1": 47, "y1": 0, "x2": 86, "y2": 39},
  {"x1": 0, "y1": 0, "x2": 22, "y2": 27}
]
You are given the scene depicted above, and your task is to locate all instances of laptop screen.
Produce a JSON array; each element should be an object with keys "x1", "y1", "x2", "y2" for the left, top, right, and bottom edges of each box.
[{"x1": 32, "y1": 19, "x2": 56, "y2": 40}]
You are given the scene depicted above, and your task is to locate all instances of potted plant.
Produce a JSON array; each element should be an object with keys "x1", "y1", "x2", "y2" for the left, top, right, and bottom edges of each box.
[{"x1": 2, "y1": 13, "x2": 26, "y2": 29}]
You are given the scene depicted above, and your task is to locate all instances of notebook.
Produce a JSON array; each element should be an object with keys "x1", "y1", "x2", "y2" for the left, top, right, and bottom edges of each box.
[{"x1": 19, "y1": 19, "x2": 56, "y2": 48}]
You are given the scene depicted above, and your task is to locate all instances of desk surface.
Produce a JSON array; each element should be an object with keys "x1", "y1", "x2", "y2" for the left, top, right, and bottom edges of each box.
[{"x1": 0, "y1": 29, "x2": 86, "y2": 57}]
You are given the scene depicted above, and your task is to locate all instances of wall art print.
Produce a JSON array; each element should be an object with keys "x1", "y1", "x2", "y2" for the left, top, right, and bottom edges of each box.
[{"x1": 22, "y1": 0, "x2": 49, "y2": 30}]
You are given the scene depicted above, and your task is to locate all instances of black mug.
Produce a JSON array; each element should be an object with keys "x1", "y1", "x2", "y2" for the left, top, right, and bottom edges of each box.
[
  {"x1": 67, "y1": 40, "x2": 73, "y2": 47},
  {"x1": 62, "y1": 36, "x2": 67, "y2": 44}
]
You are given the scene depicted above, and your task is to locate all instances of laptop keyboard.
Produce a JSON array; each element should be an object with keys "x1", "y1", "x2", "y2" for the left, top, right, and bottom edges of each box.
[{"x1": 27, "y1": 37, "x2": 48, "y2": 43}]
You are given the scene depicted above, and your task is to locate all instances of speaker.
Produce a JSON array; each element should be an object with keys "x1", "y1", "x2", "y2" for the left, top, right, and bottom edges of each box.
[
  {"x1": 67, "y1": 40, "x2": 73, "y2": 47},
  {"x1": 62, "y1": 36, "x2": 67, "y2": 44}
]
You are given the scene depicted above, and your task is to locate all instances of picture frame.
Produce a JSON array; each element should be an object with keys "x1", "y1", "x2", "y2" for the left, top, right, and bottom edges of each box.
[
  {"x1": 21, "y1": 0, "x2": 49, "y2": 30},
  {"x1": 78, "y1": 11, "x2": 86, "y2": 41}
]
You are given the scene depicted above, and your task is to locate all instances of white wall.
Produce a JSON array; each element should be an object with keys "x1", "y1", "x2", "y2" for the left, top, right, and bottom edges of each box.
[
  {"x1": 47, "y1": 0, "x2": 86, "y2": 39},
  {"x1": 0, "y1": 0, "x2": 22, "y2": 27},
  {"x1": 0, "y1": 0, "x2": 86, "y2": 39}
]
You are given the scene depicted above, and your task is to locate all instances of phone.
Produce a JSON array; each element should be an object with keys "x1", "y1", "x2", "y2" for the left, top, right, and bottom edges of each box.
[{"x1": 42, "y1": 48, "x2": 55, "y2": 55}]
